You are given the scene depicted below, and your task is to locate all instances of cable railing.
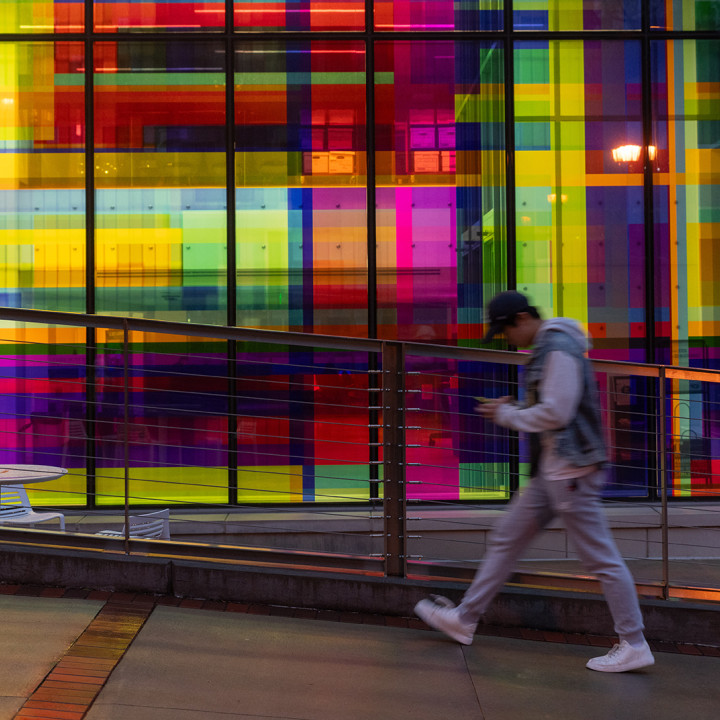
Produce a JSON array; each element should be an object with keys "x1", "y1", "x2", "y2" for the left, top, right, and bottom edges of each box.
[
  {"x1": 0, "y1": 307, "x2": 718, "y2": 603},
  {"x1": 399, "y1": 350, "x2": 720, "y2": 604}
]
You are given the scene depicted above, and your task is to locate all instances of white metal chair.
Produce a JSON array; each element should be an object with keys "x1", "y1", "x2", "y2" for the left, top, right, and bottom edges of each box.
[
  {"x1": 96, "y1": 508, "x2": 171, "y2": 540},
  {"x1": 0, "y1": 484, "x2": 66, "y2": 530}
]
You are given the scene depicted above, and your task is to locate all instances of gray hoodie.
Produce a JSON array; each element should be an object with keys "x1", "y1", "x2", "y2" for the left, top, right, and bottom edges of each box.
[{"x1": 494, "y1": 317, "x2": 608, "y2": 480}]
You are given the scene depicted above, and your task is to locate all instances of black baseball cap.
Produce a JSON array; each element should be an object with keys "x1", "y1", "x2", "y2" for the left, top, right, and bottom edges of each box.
[{"x1": 482, "y1": 291, "x2": 533, "y2": 342}]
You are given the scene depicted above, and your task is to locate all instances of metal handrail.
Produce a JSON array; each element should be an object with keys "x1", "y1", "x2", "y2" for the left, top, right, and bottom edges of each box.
[
  {"x1": 5, "y1": 305, "x2": 719, "y2": 381},
  {"x1": 1, "y1": 306, "x2": 719, "y2": 602}
]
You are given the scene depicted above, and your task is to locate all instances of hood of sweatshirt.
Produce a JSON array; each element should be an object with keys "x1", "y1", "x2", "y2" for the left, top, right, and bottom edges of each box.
[{"x1": 535, "y1": 317, "x2": 591, "y2": 354}]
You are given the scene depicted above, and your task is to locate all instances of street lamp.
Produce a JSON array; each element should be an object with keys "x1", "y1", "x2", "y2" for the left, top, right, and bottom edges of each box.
[{"x1": 611, "y1": 144, "x2": 657, "y2": 163}]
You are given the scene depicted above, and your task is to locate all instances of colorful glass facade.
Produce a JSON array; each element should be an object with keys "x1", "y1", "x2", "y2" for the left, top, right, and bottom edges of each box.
[{"x1": 1, "y1": 0, "x2": 719, "y2": 507}]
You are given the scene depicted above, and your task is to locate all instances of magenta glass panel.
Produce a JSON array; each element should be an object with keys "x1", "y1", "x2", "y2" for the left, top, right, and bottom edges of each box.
[
  {"x1": 375, "y1": 40, "x2": 506, "y2": 345},
  {"x1": 375, "y1": 0, "x2": 503, "y2": 30},
  {"x1": 234, "y1": 0, "x2": 365, "y2": 31}
]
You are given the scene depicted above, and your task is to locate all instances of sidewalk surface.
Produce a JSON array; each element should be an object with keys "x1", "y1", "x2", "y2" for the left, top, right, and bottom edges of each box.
[{"x1": 1, "y1": 590, "x2": 719, "y2": 720}]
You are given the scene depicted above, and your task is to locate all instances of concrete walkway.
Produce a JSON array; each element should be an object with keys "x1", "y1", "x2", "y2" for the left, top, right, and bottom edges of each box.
[{"x1": 1, "y1": 592, "x2": 719, "y2": 720}]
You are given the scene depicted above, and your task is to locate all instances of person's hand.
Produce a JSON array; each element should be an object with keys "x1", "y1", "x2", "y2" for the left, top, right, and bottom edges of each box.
[{"x1": 475, "y1": 395, "x2": 512, "y2": 422}]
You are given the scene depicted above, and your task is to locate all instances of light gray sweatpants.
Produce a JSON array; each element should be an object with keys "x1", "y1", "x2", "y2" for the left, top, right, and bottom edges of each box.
[{"x1": 457, "y1": 469, "x2": 645, "y2": 642}]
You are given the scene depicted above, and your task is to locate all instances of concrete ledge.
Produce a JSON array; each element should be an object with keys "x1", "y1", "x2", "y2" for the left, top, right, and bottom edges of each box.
[
  {"x1": 0, "y1": 543, "x2": 172, "y2": 595},
  {"x1": 0, "y1": 542, "x2": 717, "y2": 647},
  {"x1": 62, "y1": 503, "x2": 720, "y2": 560}
]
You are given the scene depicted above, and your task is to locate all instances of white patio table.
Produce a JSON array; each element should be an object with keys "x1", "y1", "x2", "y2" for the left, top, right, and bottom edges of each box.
[{"x1": 0, "y1": 464, "x2": 68, "y2": 485}]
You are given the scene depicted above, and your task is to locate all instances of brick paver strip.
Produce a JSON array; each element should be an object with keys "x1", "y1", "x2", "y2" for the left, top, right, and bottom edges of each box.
[{"x1": 13, "y1": 602, "x2": 152, "y2": 720}]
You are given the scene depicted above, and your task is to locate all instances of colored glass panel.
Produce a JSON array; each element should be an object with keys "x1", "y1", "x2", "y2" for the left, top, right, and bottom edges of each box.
[
  {"x1": 234, "y1": 0, "x2": 365, "y2": 31},
  {"x1": 513, "y1": 0, "x2": 640, "y2": 30},
  {"x1": 1, "y1": 0, "x2": 83, "y2": 33},
  {"x1": 374, "y1": 0, "x2": 503, "y2": 30},
  {"x1": 1, "y1": 42, "x2": 85, "y2": 508},
  {"x1": 651, "y1": 38, "x2": 720, "y2": 498},
  {"x1": 93, "y1": 41, "x2": 227, "y2": 324},
  {"x1": 650, "y1": 0, "x2": 720, "y2": 30},
  {"x1": 234, "y1": 41, "x2": 370, "y2": 503},
  {"x1": 234, "y1": 40, "x2": 367, "y2": 336},
  {"x1": 376, "y1": 40, "x2": 506, "y2": 500},
  {"x1": 515, "y1": 39, "x2": 653, "y2": 497},
  {"x1": 94, "y1": 0, "x2": 224, "y2": 32},
  {"x1": 0, "y1": 42, "x2": 86, "y2": 313},
  {"x1": 375, "y1": 40, "x2": 506, "y2": 346},
  {"x1": 91, "y1": 44, "x2": 229, "y2": 502}
]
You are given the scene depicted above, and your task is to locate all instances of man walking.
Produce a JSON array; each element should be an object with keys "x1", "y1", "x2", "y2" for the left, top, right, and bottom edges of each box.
[{"x1": 414, "y1": 290, "x2": 654, "y2": 673}]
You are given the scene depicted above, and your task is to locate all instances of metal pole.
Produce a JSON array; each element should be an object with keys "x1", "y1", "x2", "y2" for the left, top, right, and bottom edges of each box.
[
  {"x1": 382, "y1": 341, "x2": 406, "y2": 577},
  {"x1": 659, "y1": 366, "x2": 669, "y2": 599},
  {"x1": 366, "y1": 7, "x2": 380, "y2": 502}
]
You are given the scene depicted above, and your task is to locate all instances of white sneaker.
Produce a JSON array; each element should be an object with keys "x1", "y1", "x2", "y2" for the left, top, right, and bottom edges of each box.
[
  {"x1": 586, "y1": 639, "x2": 655, "y2": 672},
  {"x1": 414, "y1": 596, "x2": 475, "y2": 645}
]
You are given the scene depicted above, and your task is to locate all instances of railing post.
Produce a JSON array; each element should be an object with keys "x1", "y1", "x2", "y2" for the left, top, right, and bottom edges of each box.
[
  {"x1": 382, "y1": 341, "x2": 406, "y2": 578},
  {"x1": 659, "y1": 366, "x2": 669, "y2": 599},
  {"x1": 122, "y1": 319, "x2": 130, "y2": 555}
]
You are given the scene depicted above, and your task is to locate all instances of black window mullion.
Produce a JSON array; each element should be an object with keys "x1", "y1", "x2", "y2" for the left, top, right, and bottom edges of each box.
[
  {"x1": 226, "y1": 1, "x2": 238, "y2": 504},
  {"x1": 85, "y1": 0, "x2": 97, "y2": 508},
  {"x1": 366, "y1": 2, "x2": 380, "y2": 499}
]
